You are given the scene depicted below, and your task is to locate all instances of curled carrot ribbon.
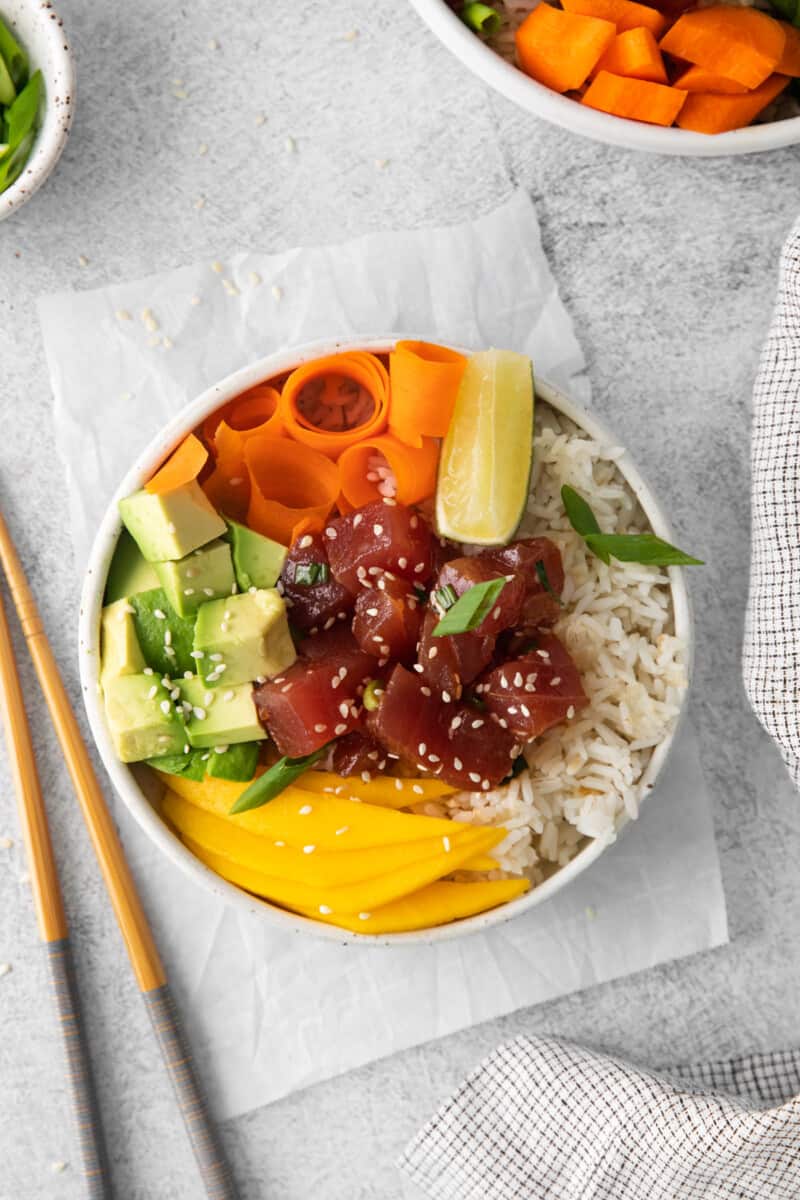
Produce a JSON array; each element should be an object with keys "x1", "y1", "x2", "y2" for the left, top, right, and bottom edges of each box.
[
  {"x1": 279, "y1": 352, "x2": 389, "y2": 459},
  {"x1": 145, "y1": 434, "x2": 208, "y2": 495},
  {"x1": 388, "y1": 341, "x2": 466, "y2": 448},
  {"x1": 338, "y1": 434, "x2": 439, "y2": 509},
  {"x1": 200, "y1": 385, "x2": 284, "y2": 521},
  {"x1": 244, "y1": 435, "x2": 340, "y2": 545}
]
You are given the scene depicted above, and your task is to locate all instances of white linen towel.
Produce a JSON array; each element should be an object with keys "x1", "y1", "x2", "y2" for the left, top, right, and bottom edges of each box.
[{"x1": 401, "y1": 218, "x2": 800, "y2": 1200}]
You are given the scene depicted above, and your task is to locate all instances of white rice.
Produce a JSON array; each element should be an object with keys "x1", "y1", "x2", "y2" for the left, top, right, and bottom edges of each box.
[{"x1": 420, "y1": 405, "x2": 688, "y2": 886}]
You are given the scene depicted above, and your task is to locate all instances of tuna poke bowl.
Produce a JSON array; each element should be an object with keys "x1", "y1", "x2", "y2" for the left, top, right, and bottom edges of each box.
[{"x1": 80, "y1": 337, "x2": 695, "y2": 942}]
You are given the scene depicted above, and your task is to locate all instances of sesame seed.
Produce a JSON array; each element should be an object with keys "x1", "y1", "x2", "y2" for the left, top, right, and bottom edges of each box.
[
  {"x1": 204, "y1": 587, "x2": 215, "y2": 597},
  {"x1": 551, "y1": 676, "x2": 562, "y2": 686},
  {"x1": 299, "y1": 805, "x2": 313, "y2": 815},
  {"x1": 147, "y1": 685, "x2": 158, "y2": 700},
  {"x1": 213, "y1": 745, "x2": 229, "y2": 755},
  {"x1": 303, "y1": 845, "x2": 315, "y2": 854},
  {"x1": 414, "y1": 562, "x2": 425, "y2": 574},
  {"x1": 275, "y1": 840, "x2": 285, "y2": 847},
  {"x1": 514, "y1": 672, "x2": 523, "y2": 687},
  {"x1": 209, "y1": 653, "x2": 223, "y2": 662},
  {"x1": 324, "y1": 617, "x2": 335, "y2": 631},
  {"x1": 361, "y1": 771, "x2": 372, "y2": 783},
  {"x1": 299, "y1": 535, "x2": 313, "y2": 549},
  {"x1": 325, "y1": 526, "x2": 337, "y2": 539},
  {"x1": 160, "y1": 700, "x2": 171, "y2": 715},
  {"x1": 358, "y1": 913, "x2": 371, "y2": 921},
  {"x1": 567, "y1": 705, "x2": 576, "y2": 719},
  {"x1": 0, "y1": 963, "x2": 11, "y2": 978},
  {"x1": 144, "y1": 667, "x2": 154, "y2": 675},
  {"x1": 183, "y1": 744, "x2": 190, "y2": 754},
  {"x1": 428, "y1": 754, "x2": 440, "y2": 763},
  {"x1": 224, "y1": 610, "x2": 232, "y2": 620},
  {"x1": 492, "y1": 607, "x2": 501, "y2": 621},
  {"x1": 154, "y1": 609, "x2": 166, "y2": 620},
  {"x1": 537, "y1": 650, "x2": 550, "y2": 660},
  {"x1": 285, "y1": 135, "x2": 297, "y2": 152},
  {"x1": 335, "y1": 826, "x2": 349, "y2": 835},
  {"x1": 428, "y1": 647, "x2": 438, "y2": 659},
  {"x1": 410, "y1": 515, "x2": 419, "y2": 529},
  {"x1": 314, "y1": 724, "x2": 327, "y2": 733},
  {"x1": 469, "y1": 772, "x2": 481, "y2": 783},
  {"x1": 192, "y1": 707, "x2": 206, "y2": 720},
  {"x1": 472, "y1": 719, "x2": 484, "y2": 729},
  {"x1": 334, "y1": 723, "x2": 347, "y2": 735},
  {"x1": 373, "y1": 524, "x2": 383, "y2": 536},
  {"x1": 183, "y1": 588, "x2": 195, "y2": 596},
  {"x1": 366, "y1": 608, "x2": 378, "y2": 617},
  {"x1": 170, "y1": 687, "x2": 180, "y2": 701},
  {"x1": 413, "y1": 664, "x2": 424, "y2": 673},
  {"x1": 353, "y1": 513, "x2": 363, "y2": 527},
  {"x1": 521, "y1": 704, "x2": 530, "y2": 717},
  {"x1": 223, "y1": 690, "x2": 235, "y2": 701},
  {"x1": 421, "y1": 686, "x2": 432, "y2": 697},
  {"x1": 164, "y1": 629, "x2": 172, "y2": 646},
  {"x1": 443, "y1": 836, "x2": 451, "y2": 852},
  {"x1": 442, "y1": 690, "x2": 451, "y2": 703},
  {"x1": 451, "y1": 716, "x2": 462, "y2": 730},
  {"x1": 220, "y1": 622, "x2": 229, "y2": 633},
  {"x1": 204, "y1": 691, "x2": 214, "y2": 706},
  {"x1": 271, "y1": 285, "x2": 283, "y2": 301},
  {"x1": 412, "y1": 784, "x2": 424, "y2": 795},
  {"x1": 500, "y1": 675, "x2": 509, "y2": 688},
  {"x1": 508, "y1": 706, "x2": 518, "y2": 715},
  {"x1": 338, "y1": 701, "x2": 350, "y2": 718},
  {"x1": 398, "y1": 556, "x2": 408, "y2": 569},
  {"x1": 319, "y1": 905, "x2": 332, "y2": 915},
  {"x1": 481, "y1": 780, "x2": 491, "y2": 791},
  {"x1": 190, "y1": 650, "x2": 204, "y2": 659},
  {"x1": 454, "y1": 757, "x2": 463, "y2": 770}
]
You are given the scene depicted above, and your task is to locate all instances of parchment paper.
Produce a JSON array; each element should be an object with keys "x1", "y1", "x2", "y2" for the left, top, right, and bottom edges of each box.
[{"x1": 39, "y1": 190, "x2": 728, "y2": 1120}]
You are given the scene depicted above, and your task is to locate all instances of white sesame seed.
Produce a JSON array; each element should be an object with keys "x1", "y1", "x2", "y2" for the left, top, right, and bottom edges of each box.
[
  {"x1": 353, "y1": 514, "x2": 363, "y2": 527},
  {"x1": 0, "y1": 963, "x2": 12, "y2": 978},
  {"x1": 428, "y1": 754, "x2": 440, "y2": 763},
  {"x1": 147, "y1": 685, "x2": 158, "y2": 700},
  {"x1": 164, "y1": 629, "x2": 172, "y2": 646},
  {"x1": 170, "y1": 687, "x2": 180, "y2": 701},
  {"x1": 514, "y1": 672, "x2": 523, "y2": 687},
  {"x1": 366, "y1": 607, "x2": 379, "y2": 617},
  {"x1": 334, "y1": 723, "x2": 347, "y2": 735},
  {"x1": 454, "y1": 757, "x2": 463, "y2": 770},
  {"x1": 183, "y1": 744, "x2": 191, "y2": 754},
  {"x1": 443, "y1": 836, "x2": 451, "y2": 852},
  {"x1": 335, "y1": 826, "x2": 349, "y2": 835},
  {"x1": 358, "y1": 912, "x2": 371, "y2": 921},
  {"x1": 472, "y1": 719, "x2": 484, "y2": 729},
  {"x1": 167, "y1": 522, "x2": 177, "y2": 534},
  {"x1": 412, "y1": 784, "x2": 424, "y2": 795},
  {"x1": 373, "y1": 524, "x2": 383, "y2": 536},
  {"x1": 398, "y1": 556, "x2": 408, "y2": 569},
  {"x1": 303, "y1": 845, "x2": 315, "y2": 854},
  {"x1": 190, "y1": 650, "x2": 204, "y2": 659},
  {"x1": 428, "y1": 647, "x2": 438, "y2": 659},
  {"x1": 551, "y1": 676, "x2": 562, "y2": 686},
  {"x1": 414, "y1": 562, "x2": 425, "y2": 574},
  {"x1": 203, "y1": 587, "x2": 215, "y2": 597},
  {"x1": 223, "y1": 690, "x2": 235, "y2": 702},
  {"x1": 154, "y1": 609, "x2": 166, "y2": 620},
  {"x1": 325, "y1": 526, "x2": 337, "y2": 538},
  {"x1": 481, "y1": 780, "x2": 491, "y2": 791},
  {"x1": 521, "y1": 704, "x2": 530, "y2": 717},
  {"x1": 413, "y1": 664, "x2": 424, "y2": 673},
  {"x1": 299, "y1": 805, "x2": 313, "y2": 815},
  {"x1": 204, "y1": 691, "x2": 214, "y2": 706},
  {"x1": 314, "y1": 724, "x2": 327, "y2": 733},
  {"x1": 220, "y1": 622, "x2": 229, "y2": 633},
  {"x1": 319, "y1": 905, "x2": 332, "y2": 915},
  {"x1": 410, "y1": 515, "x2": 419, "y2": 529},
  {"x1": 144, "y1": 666, "x2": 154, "y2": 675},
  {"x1": 183, "y1": 587, "x2": 195, "y2": 596},
  {"x1": 275, "y1": 840, "x2": 285, "y2": 847},
  {"x1": 285, "y1": 135, "x2": 297, "y2": 152},
  {"x1": 421, "y1": 686, "x2": 432, "y2": 697},
  {"x1": 192, "y1": 707, "x2": 206, "y2": 720},
  {"x1": 442, "y1": 690, "x2": 451, "y2": 703},
  {"x1": 469, "y1": 772, "x2": 480, "y2": 783},
  {"x1": 209, "y1": 653, "x2": 223, "y2": 662},
  {"x1": 418, "y1": 742, "x2": 427, "y2": 756},
  {"x1": 271, "y1": 285, "x2": 283, "y2": 300},
  {"x1": 567, "y1": 705, "x2": 576, "y2": 719},
  {"x1": 160, "y1": 700, "x2": 171, "y2": 714},
  {"x1": 361, "y1": 771, "x2": 372, "y2": 783}
]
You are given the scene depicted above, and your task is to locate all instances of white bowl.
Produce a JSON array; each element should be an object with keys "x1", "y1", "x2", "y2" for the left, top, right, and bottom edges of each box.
[
  {"x1": 0, "y1": 0, "x2": 74, "y2": 221},
  {"x1": 78, "y1": 336, "x2": 692, "y2": 945},
  {"x1": 409, "y1": 0, "x2": 800, "y2": 156}
]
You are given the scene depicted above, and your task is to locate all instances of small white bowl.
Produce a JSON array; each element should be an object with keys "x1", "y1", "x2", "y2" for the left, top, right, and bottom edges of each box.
[
  {"x1": 78, "y1": 336, "x2": 692, "y2": 945},
  {"x1": 0, "y1": 0, "x2": 74, "y2": 221},
  {"x1": 409, "y1": 0, "x2": 800, "y2": 156}
]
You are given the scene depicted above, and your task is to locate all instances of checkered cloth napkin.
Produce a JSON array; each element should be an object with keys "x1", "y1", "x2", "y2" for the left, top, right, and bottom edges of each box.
[{"x1": 401, "y1": 223, "x2": 800, "y2": 1200}]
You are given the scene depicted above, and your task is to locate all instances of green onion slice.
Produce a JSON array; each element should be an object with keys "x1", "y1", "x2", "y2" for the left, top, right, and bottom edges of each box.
[
  {"x1": 432, "y1": 577, "x2": 506, "y2": 636},
  {"x1": 362, "y1": 680, "x2": 385, "y2": 712},
  {"x1": 460, "y1": 2, "x2": 502, "y2": 35},
  {"x1": 293, "y1": 561, "x2": 329, "y2": 586},
  {"x1": 534, "y1": 559, "x2": 562, "y2": 605},
  {"x1": 561, "y1": 485, "x2": 702, "y2": 567},
  {"x1": 229, "y1": 746, "x2": 327, "y2": 814}
]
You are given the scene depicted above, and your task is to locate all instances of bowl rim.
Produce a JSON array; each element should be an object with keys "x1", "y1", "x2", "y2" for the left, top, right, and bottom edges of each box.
[
  {"x1": 408, "y1": 0, "x2": 800, "y2": 157},
  {"x1": 0, "y1": 0, "x2": 75, "y2": 220},
  {"x1": 78, "y1": 334, "x2": 693, "y2": 946}
]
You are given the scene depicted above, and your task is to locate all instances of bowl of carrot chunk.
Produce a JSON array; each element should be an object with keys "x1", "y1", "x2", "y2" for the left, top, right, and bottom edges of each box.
[{"x1": 410, "y1": 0, "x2": 800, "y2": 154}]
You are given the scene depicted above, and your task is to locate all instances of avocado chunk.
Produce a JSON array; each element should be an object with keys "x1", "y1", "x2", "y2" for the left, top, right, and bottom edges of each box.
[
  {"x1": 178, "y1": 678, "x2": 267, "y2": 748},
  {"x1": 227, "y1": 520, "x2": 287, "y2": 591},
  {"x1": 105, "y1": 531, "x2": 160, "y2": 603},
  {"x1": 192, "y1": 588, "x2": 296, "y2": 688},
  {"x1": 119, "y1": 480, "x2": 226, "y2": 563},
  {"x1": 129, "y1": 588, "x2": 197, "y2": 677},
  {"x1": 154, "y1": 539, "x2": 235, "y2": 618},
  {"x1": 100, "y1": 599, "x2": 146, "y2": 688},
  {"x1": 104, "y1": 674, "x2": 185, "y2": 763}
]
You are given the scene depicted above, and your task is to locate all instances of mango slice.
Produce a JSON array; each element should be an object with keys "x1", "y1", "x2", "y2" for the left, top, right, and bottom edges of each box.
[
  {"x1": 156, "y1": 769, "x2": 465, "y2": 851},
  {"x1": 180, "y1": 823, "x2": 504, "y2": 914},
  {"x1": 294, "y1": 770, "x2": 456, "y2": 808},
  {"x1": 297, "y1": 878, "x2": 531, "y2": 934}
]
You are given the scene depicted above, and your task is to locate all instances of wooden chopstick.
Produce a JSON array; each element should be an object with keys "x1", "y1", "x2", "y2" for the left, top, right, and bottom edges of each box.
[
  {"x1": 0, "y1": 580, "x2": 113, "y2": 1199},
  {"x1": 0, "y1": 510, "x2": 239, "y2": 1200}
]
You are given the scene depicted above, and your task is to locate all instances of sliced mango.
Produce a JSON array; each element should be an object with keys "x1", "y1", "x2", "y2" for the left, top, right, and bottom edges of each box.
[
  {"x1": 295, "y1": 770, "x2": 456, "y2": 808},
  {"x1": 162, "y1": 790, "x2": 497, "y2": 890},
  {"x1": 297, "y1": 878, "x2": 531, "y2": 934},
  {"x1": 157, "y1": 770, "x2": 465, "y2": 851},
  {"x1": 181, "y1": 823, "x2": 504, "y2": 914},
  {"x1": 460, "y1": 854, "x2": 499, "y2": 872}
]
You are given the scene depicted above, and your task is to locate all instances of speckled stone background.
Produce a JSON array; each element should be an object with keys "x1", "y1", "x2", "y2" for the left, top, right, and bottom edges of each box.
[{"x1": 1, "y1": 2, "x2": 800, "y2": 1197}]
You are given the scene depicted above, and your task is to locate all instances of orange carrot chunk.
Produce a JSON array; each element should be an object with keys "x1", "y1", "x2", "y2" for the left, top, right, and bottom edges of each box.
[
  {"x1": 515, "y1": 4, "x2": 616, "y2": 93},
  {"x1": 204, "y1": 384, "x2": 284, "y2": 453},
  {"x1": 388, "y1": 341, "x2": 466, "y2": 448},
  {"x1": 338, "y1": 435, "x2": 440, "y2": 509},
  {"x1": 660, "y1": 7, "x2": 786, "y2": 90},
  {"x1": 561, "y1": 0, "x2": 666, "y2": 36},
  {"x1": 593, "y1": 28, "x2": 667, "y2": 83},
  {"x1": 582, "y1": 71, "x2": 687, "y2": 125},
  {"x1": 279, "y1": 352, "x2": 390, "y2": 460},
  {"x1": 676, "y1": 73, "x2": 790, "y2": 134},
  {"x1": 244, "y1": 436, "x2": 340, "y2": 545},
  {"x1": 145, "y1": 434, "x2": 208, "y2": 495},
  {"x1": 674, "y1": 65, "x2": 748, "y2": 95},
  {"x1": 777, "y1": 24, "x2": 800, "y2": 76}
]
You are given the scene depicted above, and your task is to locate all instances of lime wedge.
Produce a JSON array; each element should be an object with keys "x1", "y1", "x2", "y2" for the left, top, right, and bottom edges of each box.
[{"x1": 435, "y1": 349, "x2": 534, "y2": 545}]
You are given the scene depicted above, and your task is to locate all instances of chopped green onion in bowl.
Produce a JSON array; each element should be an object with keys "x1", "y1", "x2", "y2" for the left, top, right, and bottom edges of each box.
[
  {"x1": 460, "y1": 2, "x2": 502, "y2": 35},
  {"x1": 0, "y1": 17, "x2": 42, "y2": 197}
]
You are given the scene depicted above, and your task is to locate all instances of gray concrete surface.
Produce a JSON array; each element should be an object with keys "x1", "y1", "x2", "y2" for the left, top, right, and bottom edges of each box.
[{"x1": 1, "y1": 1, "x2": 800, "y2": 1197}]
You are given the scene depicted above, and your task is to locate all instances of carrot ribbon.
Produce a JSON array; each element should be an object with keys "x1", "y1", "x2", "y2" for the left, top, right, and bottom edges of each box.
[
  {"x1": 145, "y1": 433, "x2": 208, "y2": 495},
  {"x1": 338, "y1": 434, "x2": 439, "y2": 509},
  {"x1": 279, "y1": 352, "x2": 389, "y2": 459},
  {"x1": 244, "y1": 435, "x2": 340, "y2": 544},
  {"x1": 388, "y1": 341, "x2": 466, "y2": 448}
]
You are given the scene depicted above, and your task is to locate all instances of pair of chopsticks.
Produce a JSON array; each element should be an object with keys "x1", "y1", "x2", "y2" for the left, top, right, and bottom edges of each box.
[{"x1": 0, "y1": 510, "x2": 239, "y2": 1200}]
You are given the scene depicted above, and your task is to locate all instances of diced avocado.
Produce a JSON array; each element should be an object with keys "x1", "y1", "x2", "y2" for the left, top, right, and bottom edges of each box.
[
  {"x1": 146, "y1": 749, "x2": 207, "y2": 781},
  {"x1": 207, "y1": 742, "x2": 260, "y2": 782},
  {"x1": 118, "y1": 480, "x2": 226, "y2": 563},
  {"x1": 105, "y1": 530, "x2": 160, "y2": 603},
  {"x1": 129, "y1": 588, "x2": 197, "y2": 677},
  {"x1": 227, "y1": 520, "x2": 287, "y2": 591},
  {"x1": 104, "y1": 674, "x2": 185, "y2": 763},
  {"x1": 100, "y1": 600, "x2": 146, "y2": 688},
  {"x1": 193, "y1": 589, "x2": 296, "y2": 688},
  {"x1": 178, "y1": 678, "x2": 267, "y2": 748},
  {"x1": 154, "y1": 539, "x2": 235, "y2": 618}
]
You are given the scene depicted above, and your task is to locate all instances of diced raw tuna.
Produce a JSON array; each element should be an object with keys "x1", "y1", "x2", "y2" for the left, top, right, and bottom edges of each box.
[
  {"x1": 279, "y1": 531, "x2": 355, "y2": 633},
  {"x1": 479, "y1": 632, "x2": 588, "y2": 741},
  {"x1": 436, "y1": 556, "x2": 526, "y2": 633},
  {"x1": 416, "y1": 608, "x2": 495, "y2": 700},
  {"x1": 254, "y1": 643, "x2": 374, "y2": 757},
  {"x1": 297, "y1": 625, "x2": 363, "y2": 661},
  {"x1": 352, "y1": 574, "x2": 422, "y2": 661},
  {"x1": 324, "y1": 501, "x2": 434, "y2": 592},
  {"x1": 480, "y1": 537, "x2": 564, "y2": 630},
  {"x1": 369, "y1": 665, "x2": 520, "y2": 790},
  {"x1": 328, "y1": 731, "x2": 387, "y2": 777}
]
